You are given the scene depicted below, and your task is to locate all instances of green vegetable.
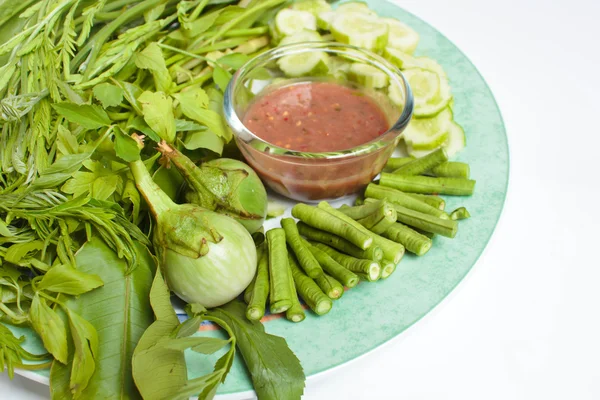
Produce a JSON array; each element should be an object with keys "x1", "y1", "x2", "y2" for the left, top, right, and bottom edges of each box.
[
  {"x1": 404, "y1": 193, "x2": 446, "y2": 210},
  {"x1": 315, "y1": 273, "x2": 344, "y2": 300},
  {"x1": 292, "y1": 203, "x2": 373, "y2": 250},
  {"x1": 339, "y1": 199, "x2": 397, "y2": 234},
  {"x1": 158, "y1": 141, "x2": 268, "y2": 234},
  {"x1": 303, "y1": 240, "x2": 360, "y2": 288},
  {"x1": 281, "y1": 218, "x2": 323, "y2": 279},
  {"x1": 383, "y1": 223, "x2": 432, "y2": 256},
  {"x1": 267, "y1": 228, "x2": 293, "y2": 314},
  {"x1": 365, "y1": 184, "x2": 449, "y2": 219},
  {"x1": 312, "y1": 243, "x2": 381, "y2": 282},
  {"x1": 380, "y1": 173, "x2": 476, "y2": 196},
  {"x1": 130, "y1": 159, "x2": 257, "y2": 308},
  {"x1": 285, "y1": 270, "x2": 306, "y2": 323},
  {"x1": 392, "y1": 148, "x2": 448, "y2": 176},
  {"x1": 380, "y1": 259, "x2": 397, "y2": 279},
  {"x1": 450, "y1": 207, "x2": 471, "y2": 220},
  {"x1": 430, "y1": 162, "x2": 470, "y2": 179},
  {"x1": 384, "y1": 157, "x2": 415, "y2": 171},
  {"x1": 297, "y1": 222, "x2": 383, "y2": 261},
  {"x1": 365, "y1": 198, "x2": 458, "y2": 238},
  {"x1": 288, "y1": 254, "x2": 332, "y2": 315},
  {"x1": 246, "y1": 246, "x2": 270, "y2": 321}
]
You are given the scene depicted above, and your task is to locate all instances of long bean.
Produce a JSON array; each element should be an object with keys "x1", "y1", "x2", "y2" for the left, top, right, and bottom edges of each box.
[
  {"x1": 392, "y1": 148, "x2": 448, "y2": 176},
  {"x1": 353, "y1": 200, "x2": 397, "y2": 234},
  {"x1": 364, "y1": 184, "x2": 448, "y2": 219},
  {"x1": 303, "y1": 241, "x2": 360, "y2": 288},
  {"x1": 430, "y1": 162, "x2": 470, "y2": 179},
  {"x1": 383, "y1": 223, "x2": 432, "y2": 256},
  {"x1": 285, "y1": 270, "x2": 305, "y2": 323},
  {"x1": 292, "y1": 203, "x2": 373, "y2": 250},
  {"x1": 380, "y1": 259, "x2": 397, "y2": 279},
  {"x1": 380, "y1": 173, "x2": 476, "y2": 196},
  {"x1": 315, "y1": 274, "x2": 344, "y2": 300},
  {"x1": 288, "y1": 254, "x2": 332, "y2": 316},
  {"x1": 266, "y1": 228, "x2": 292, "y2": 314},
  {"x1": 281, "y1": 218, "x2": 323, "y2": 279},
  {"x1": 246, "y1": 246, "x2": 270, "y2": 321},
  {"x1": 450, "y1": 207, "x2": 471, "y2": 220},
  {"x1": 384, "y1": 157, "x2": 415, "y2": 171},
  {"x1": 404, "y1": 193, "x2": 446, "y2": 210},
  {"x1": 312, "y1": 242, "x2": 381, "y2": 282}
]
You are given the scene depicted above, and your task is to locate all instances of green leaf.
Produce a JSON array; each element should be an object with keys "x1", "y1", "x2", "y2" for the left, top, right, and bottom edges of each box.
[
  {"x1": 37, "y1": 264, "x2": 103, "y2": 296},
  {"x1": 52, "y1": 103, "x2": 111, "y2": 130},
  {"x1": 4, "y1": 241, "x2": 43, "y2": 264},
  {"x1": 208, "y1": 301, "x2": 306, "y2": 400},
  {"x1": 93, "y1": 83, "x2": 124, "y2": 109},
  {"x1": 174, "y1": 315, "x2": 202, "y2": 338},
  {"x1": 127, "y1": 116, "x2": 161, "y2": 142},
  {"x1": 113, "y1": 80, "x2": 143, "y2": 115},
  {"x1": 0, "y1": 219, "x2": 13, "y2": 237},
  {"x1": 163, "y1": 337, "x2": 230, "y2": 354},
  {"x1": 91, "y1": 174, "x2": 120, "y2": 201},
  {"x1": 30, "y1": 294, "x2": 69, "y2": 364},
  {"x1": 114, "y1": 126, "x2": 141, "y2": 163},
  {"x1": 49, "y1": 238, "x2": 155, "y2": 399},
  {"x1": 67, "y1": 308, "x2": 98, "y2": 399},
  {"x1": 183, "y1": 130, "x2": 224, "y2": 154},
  {"x1": 175, "y1": 119, "x2": 205, "y2": 132},
  {"x1": 217, "y1": 53, "x2": 250, "y2": 69},
  {"x1": 32, "y1": 152, "x2": 92, "y2": 190},
  {"x1": 121, "y1": 179, "x2": 141, "y2": 222},
  {"x1": 134, "y1": 43, "x2": 172, "y2": 93},
  {"x1": 56, "y1": 125, "x2": 80, "y2": 156},
  {"x1": 176, "y1": 100, "x2": 229, "y2": 141},
  {"x1": 173, "y1": 87, "x2": 209, "y2": 109},
  {"x1": 212, "y1": 65, "x2": 232, "y2": 91},
  {"x1": 138, "y1": 91, "x2": 176, "y2": 143}
]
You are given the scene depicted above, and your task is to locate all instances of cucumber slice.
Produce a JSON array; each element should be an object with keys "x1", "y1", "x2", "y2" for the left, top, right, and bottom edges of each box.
[
  {"x1": 275, "y1": 9, "x2": 317, "y2": 37},
  {"x1": 413, "y1": 73, "x2": 452, "y2": 118},
  {"x1": 328, "y1": 56, "x2": 352, "y2": 80},
  {"x1": 277, "y1": 51, "x2": 329, "y2": 77},
  {"x1": 388, "y1": 81, "x2": 405, "y2": 107},
  {"x1": 336, "y1": 1, "x2": 378, "y2": 16},
  {"x1": 444, "y1": 121, "x2": 466, "y2": 157},
  {"x1": 330, "y1": 12, "x2": 389, "y2": 52},
  {"x1": 403, "y1": 108, "x2": 453, "y2": 150},
  {"x1": 317, "y1": 11, "x2": 336, "y2": 31},
  {"x1": 279, "y1": 30, "x2": 323, "y2": 46},
  {"x1": 348, "y1": 63, "x2": 389, "y2": 89},
  {"x1": 381, "y1": 18, "x2": 419, "y2": 54},
  {"x1": 414, "y1": 57, "x2": 446, "y2": 78},
  {"x1": 291, "y1": 0, "x2": 332, "y2": 15},
  {"x1": 383, "y1": 47, "x2": 414, "y2": 68},
  {"x1": 402, "y1": 68, "x2": 441, "y2": 109}
]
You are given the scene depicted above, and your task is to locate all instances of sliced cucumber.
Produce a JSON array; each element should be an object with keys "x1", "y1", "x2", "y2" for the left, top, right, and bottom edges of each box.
[
  {"x1": 402, "y1": 68, "x2": 441, "y2": 110},
  {"x1": 403, "y1": 108, "x2": 453, "y2": 151},
  {"x1": 291, "y1": 0, "x2": 332, "y2": 15},
  {"x1": 330, "y1": 12, "x2": 388, "y2": 52},
  {"x1": 328, "y1": 56, "x2": 352, "y2": 80},
  {"x1": 336, "y1": 1, "x2": 377, "y2": 16},
  {"x1": 279, "y1": 30, "x2": 323, "y2": 46},
  {"x1": 348, "y1": 63, "x2": 389, "y2": 89},
  {"x1": 381, "y1": 18, "x2": 419, "y2": 54},
  {"x1": 317, "y1": 11, "x2": 336, "y2": 31},
  {"x1": 383, "y1": 47, "x2": 414, "y2": 69},
  {"x1": 413, "y1": 73, "x2": 452, "y2": 118},
  {"x1": 275, "y1": 9, "x2": 317, "y2": 37},
  {"x1": 388, "y1": 80, "x2": 405, "y2": 107},
  {"x1": 443, "y1": 121, "x2": 466, "y2": 157},
  {"x1": 277, "y1": 51, "x2": 329, "y2": 77}
]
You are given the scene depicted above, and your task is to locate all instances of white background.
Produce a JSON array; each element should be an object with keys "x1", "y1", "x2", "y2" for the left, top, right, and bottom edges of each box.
[{"x1": 3, "y1": 0, "x2": 600, "y2": 399}]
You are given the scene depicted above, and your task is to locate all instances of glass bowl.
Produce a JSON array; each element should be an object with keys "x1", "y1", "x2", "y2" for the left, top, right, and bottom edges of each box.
[{"x1": 223, "y1": 41, "x2": 413, "y2": 202}]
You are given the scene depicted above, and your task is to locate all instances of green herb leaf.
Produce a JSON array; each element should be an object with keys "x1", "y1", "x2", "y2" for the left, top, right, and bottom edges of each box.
[
  {"x1": 67, "y1": 308, "x2": 99, "y2": 398},
  {"x1": 208, "y1": 301, "x2": 306, "y2": 400},
  {"x1": 127, "y1": 116, "x2": 161, "y2": 142},
  {"x1": 163, "y1": 337, "x2": 230, "y2": 354},
  {"x1": 37, "y1": 264, "x2": 103, "y2": 296},
  {"x1": 114, "y1": 126, "x2": 141, "y2": 163},
  {"x1": 175, "y1": 119, "x2": 206, "y2": 132},
  {"x1": 212, "y1": 65, "x2": 232, "y2": 91},
  {"x1": 113, "y1": 80, "x2": 143, "y2": 115},
  {"x1": 176, "y1": 95, "x2": 229, "y2": 140},
  {"x1": 4, "y1": 241, "x2": 44, "y2": 264},
  {"x1": 138, "y1": 91, "x2": 176, "y2": 143},
  {"x1": 0, "y1": 219, "x2": 12, "y2": 237},
  {"x1": 30, "y1": 294, "x2": 69, "y2": 364},
  {"x1": 56, "y1": 125, "x2": 80, "y2": 156},
  {"x1": 183, "y1": 130, "x2": 224, "y2": 154},
  {"x1": 134, "y1": 43, "x2": 172, "y2": 93},
  {"x1": 217, "y1": 53, "x2": 250, "y2": 69},
  {"x1": 93, "y1": 83, "x2": 124, "y2": 109},
  {"x1": 174, "y1": 315, "x2": 202, "y2": 338},
  {"x1": 121, "y1": 179, "x2": 141, "y2": 223},
  {"x1": 52, "y1": 103, "x2": 111, "y2": 130}
]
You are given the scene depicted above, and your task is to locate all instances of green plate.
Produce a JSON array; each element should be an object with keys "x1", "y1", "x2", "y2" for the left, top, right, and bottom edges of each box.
[{"x1": 9, "y1": 0, "x2": 509, "y2": 397}]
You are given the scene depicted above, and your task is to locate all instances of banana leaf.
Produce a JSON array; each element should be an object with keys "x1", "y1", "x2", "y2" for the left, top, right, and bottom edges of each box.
[{"x1": 49, "y1": 237, "x2": 155, "y2": 399}]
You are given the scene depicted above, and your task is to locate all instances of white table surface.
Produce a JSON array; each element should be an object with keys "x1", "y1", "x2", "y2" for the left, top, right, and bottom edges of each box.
[{"x1": 3, "y1": 0, "x2": 600, "y2": 399}]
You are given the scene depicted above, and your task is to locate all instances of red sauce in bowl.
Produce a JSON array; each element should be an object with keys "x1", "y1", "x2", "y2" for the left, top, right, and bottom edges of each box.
[{"x1": 243, "y1": 82, "x2": 389, "y2": 152}]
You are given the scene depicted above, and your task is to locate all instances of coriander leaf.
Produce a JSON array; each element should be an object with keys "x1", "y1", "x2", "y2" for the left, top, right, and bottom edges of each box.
[
  {"x1": 138, "y1": 91, "x2": 176, "y2": 143},
  {"x1": 183, "y1": 130, "x2": 224, "y2": 154},
  {"x1": 135, "y1": 43, "x2": 172, "y2": 93},
  {"x1": 127, "y1": 116, "x2": 161, "y2": 142},
  {"x1": 37, "y1": 264, "x2": 103, "y2": 296},
  {"x1": 52, "y1": 103, "x2": 111, "y2": 130},
  {"x1": 67, "y1": 308, "x2": 98, "y2": 398},
  {"x1": 217, "y1": 53, "x2": 250, "y2": 69},
  {"x1": 30, "y1": 294, "x2": 69, "y2": 364},
  {"x1": 212, "y1": 65, "x2": 232, "y2": 91},
  {"x1": 208, "y1": 300, "x2": 306, "y2": 400},
  {"x1": 114, "y1": 126, "x2": 141, "y2": 163},
  {"x1": 93, "y1": 83, "x2": 124, "y2": 109}
]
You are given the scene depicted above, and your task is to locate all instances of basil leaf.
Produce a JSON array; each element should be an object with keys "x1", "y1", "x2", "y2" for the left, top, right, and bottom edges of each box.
[
  {"x1": 52, "y1": 103, "x2": 111, "y2": 130},
  {"x1": 138, "y1": 91, "x2": 176, "y2": 143},
  {"x1": 208, "y1": 301, "x2": 306, "y2": 400},
  {"x1": 92, "y1": 83, "x2": 124, "y2": 109},
  {"x1": 37, "y1": 264, "x2": 103, "y2": 296},
  {"x1": 30, "y1": 294, "x2": 69, "y2": 364},
  {"x1": 217, "y1": 53, "x2": 250, "y2": 69},
  {"x1": 67, "y1": 308, "x2": 98, "y2": 398},
  {"x1": 114, "y1": 126, "x2": 141, "y2": 163}
]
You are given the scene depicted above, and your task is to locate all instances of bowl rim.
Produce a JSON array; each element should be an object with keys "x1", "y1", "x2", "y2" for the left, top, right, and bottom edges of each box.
[{"x1": 223, "y1": 41, "x2": 414, "y2": 160}]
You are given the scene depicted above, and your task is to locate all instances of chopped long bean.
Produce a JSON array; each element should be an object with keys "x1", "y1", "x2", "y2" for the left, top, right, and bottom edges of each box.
[
  {"x1": 303, "y1": 240, "x2": 360, "y2": 288},
  {"x1": 383, "y1": 223, "x2": 432, "y2": 256},
  {"x1": 297, "y1": 222, "x2": 383, "y2": 261},
  {"x1": 405, "y1": 193, "x2": 446, "y2": 210},
  {"x1": 244, "y1": 276, "x2": 255, "y2": 304},
  {"x1": 266, "y1": 228, "x2": 292, "y2": 313},
  {"x1": 380, "y1": 259, "x2": 397, "y2": 279},
  {"x1": 380, "y1": 174, "x2": 476, "y2": 196},
  {"x1": 285, "y1": 271, "x2": 305, "y2": 323},
  {"x1": 450, "y1": 207, "x2": 471, "y2": 220},
  {"x1": 288, "y1": 254, "x2": 332, "y2": 316},
  {"x1": 364, "y1": 184, "x2": 449, "y2": 219},
  {"x1": 281, "y1": 218, "x2": 323, "y2": 279},
  {"x1": 292, "y1": 203, "x2": 373, "y2": 250},
  {"x1": 315, "y1": 274, "x2": 344, "y2": 300},
  {"x1": 392, "y1": 148, "x2": 448, "y2": 176},
  {"x1": 430, "y1": 162, "x2": 470, "y2": 179},
  {"x1": 246, "y1": 247, "x2": 270, "y2": 321},
  {"x1": 384, "y1": 157, "x2": 415, "y2": 171},
  {"x1": 312, "y1": 242, "x2": 381, "y2": 282},
  {"x1": 345, "y1": 200, "x2": 397, "y2": 235},
  {"x1": 365, "y1": 198, "x2": 458, "y2": 238}
]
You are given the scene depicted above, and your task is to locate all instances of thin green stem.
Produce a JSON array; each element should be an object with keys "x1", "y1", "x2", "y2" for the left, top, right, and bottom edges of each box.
[{"x1": 129, "y1": 160, "x2": 175, "y2": 217}]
